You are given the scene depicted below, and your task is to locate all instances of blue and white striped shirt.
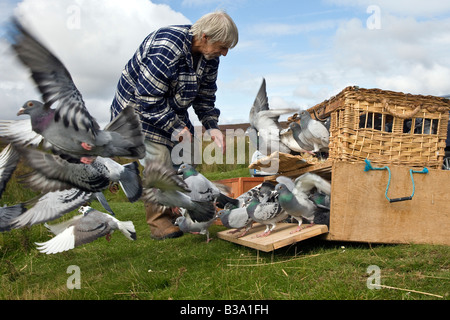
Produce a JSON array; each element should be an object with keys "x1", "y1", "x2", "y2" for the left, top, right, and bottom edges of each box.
[{"x1": 110, "y1": 25, "x2": 221, "y2": 147}]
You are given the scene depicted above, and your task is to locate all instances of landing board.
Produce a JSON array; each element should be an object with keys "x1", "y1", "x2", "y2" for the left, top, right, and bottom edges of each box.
[{"x1": 217, "y1": 223, "x2": 329, "y2": 252}]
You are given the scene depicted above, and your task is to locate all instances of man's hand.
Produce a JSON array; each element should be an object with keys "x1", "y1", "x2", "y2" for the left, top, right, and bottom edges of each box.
[
  {"x1": 208, "y1": 128, "x2": 226, "y2": 154},
  {"x1": 174, "y1": 126, "x2": 192, "y2": 142}
]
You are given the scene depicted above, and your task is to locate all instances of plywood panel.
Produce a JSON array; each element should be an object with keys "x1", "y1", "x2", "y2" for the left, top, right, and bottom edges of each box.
[
  {"x1": 217, "y1": 223, "x2": 329, "y2": 252},
  {"x1": 327, "y1": 161, "x2": 450, "y2": 245}
]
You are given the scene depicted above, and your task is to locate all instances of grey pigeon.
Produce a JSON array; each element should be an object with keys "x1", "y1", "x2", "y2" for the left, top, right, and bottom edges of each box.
[
  {"x1": 0, "y1": 204, "x2": 26, "y2": 232},
  {"x1": 35, "y1": 206, "x2": 136, "y2": 254},
  {"x1": 141, "y1": 162, "x2": 216, "y2": 222},
  {"x1": 275, "y1": 183, "x2": 317, "y2": 233},
  {"x1": 275, "y1": 173, "x2": 331, "y2": 232},
  {"x1": 279, "y1": 126, "x2": 309, "y2": 154},
  {"x1": 175, "y1": 213, "x2": 217, "y2": 243},
  {"x1": 288, "y1": 122, "x2": 316, "y2": 154},
  {"x1": 178, "y1": 163, "x2": 221, "y2": 202},
  {"x1": 245, "y1": 196, "x2": 288, "y2": 237},
  {"x1": 248, "y1": 78, "x2": 298, "y2": 155},
  {"x1": 0, "y1": 144, "x2": 20, "y2": 198},
  {"x1": 298, "y1": 110, "x2": 329, "y2": 154},
  {"x1": 14, "y1": 145, "x2": 142, "y2": 201},
  {"x1": 9, "y1": 188, "x2": 118, "y2": 230},
  {"x1": 9, "y1": 19, "x2": 144, "y2": 163},
  {"x1": 177, "y1": 163, "x2": 221, "y2": 220},
  {"x1": 10, "y1": 188, "x2": 93, "y2": 229},
  {"x1": 218, "y1": 202, "x2": 253, "y2": 237}
]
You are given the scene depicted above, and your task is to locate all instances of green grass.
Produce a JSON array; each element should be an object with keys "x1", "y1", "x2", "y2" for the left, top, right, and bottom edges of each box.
[
  {"x1": 1, "y1": 200, "x2": 448, "y2": 300},
  {"x1": 0, "y1": 145, "x2": 448, "y2": 301}
]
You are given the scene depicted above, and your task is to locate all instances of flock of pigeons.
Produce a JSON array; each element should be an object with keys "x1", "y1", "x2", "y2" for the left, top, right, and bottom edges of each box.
[{"x1": 0, "y1": 18, "x2": 333, "y2": 254}]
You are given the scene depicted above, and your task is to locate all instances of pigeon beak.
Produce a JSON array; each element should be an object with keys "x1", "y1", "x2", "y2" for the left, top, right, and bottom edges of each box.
[{"x1": 17, "y1": 108, "x2": 25, "y2": 116}]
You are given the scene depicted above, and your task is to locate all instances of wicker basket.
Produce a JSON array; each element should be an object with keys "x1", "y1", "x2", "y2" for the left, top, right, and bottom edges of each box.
[{"x1": 309, "y1": 86, "x2": 450, "y2": 169}]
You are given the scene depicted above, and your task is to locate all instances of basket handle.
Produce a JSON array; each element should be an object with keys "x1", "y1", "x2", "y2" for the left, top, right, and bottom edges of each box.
[{"x1": 382, "y1": 99, "x2": 422, "y2": 119}]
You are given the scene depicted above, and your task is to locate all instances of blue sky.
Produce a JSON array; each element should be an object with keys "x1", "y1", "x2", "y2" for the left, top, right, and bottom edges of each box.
[{"x1": 1, "y1": 0, "x2": 450, "y2": 126}]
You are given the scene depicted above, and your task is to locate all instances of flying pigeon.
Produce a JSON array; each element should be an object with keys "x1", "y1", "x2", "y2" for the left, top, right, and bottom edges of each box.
[
  {"x1": 218, "y1": 202, "x2": 253, "y2": 237},
  {"x1": 141, "y1": 162, "x2": 216, "y2": 222},
  {"x1": 248, "y1": 78, "x2": 298, "y2": 155},
  {"x1": 14, "y1": 145, "x2": 142, "y2": 201},
  {"x1": 9, "y1": 188, "x2": 93, "y2": 229},
  {"x1": 9, "y1": 19, "x2": 145, "y2": 163},
  {"x1": 0, "y1": 144, "x2": 20, "y2": 198},
  {"x1": 298, "y1": 110, "x2": 330, "y2": 154},
  {"x1": 35, "y1": 206, "x2": 136, "y2": 254},
  {"x1": 275, "y1": 173, "x2": 331, "y2": 232},
  {"x1": 178, "y1": 163, "x2": 221, "y2": 201},
  {"x1": 245, "y1": 196, "x2": 288, "y2": 237},
  {"x1": 0, "y1": 204, "x2": 26, "y2": 232},
  {"x1": 175, "y1": 212, "x2": 217, "y2": 243}
]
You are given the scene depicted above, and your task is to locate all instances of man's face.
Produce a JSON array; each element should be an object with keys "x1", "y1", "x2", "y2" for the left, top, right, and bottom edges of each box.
[{"x1": 201, "y1": 36, "x2": 229, "y2": 60}]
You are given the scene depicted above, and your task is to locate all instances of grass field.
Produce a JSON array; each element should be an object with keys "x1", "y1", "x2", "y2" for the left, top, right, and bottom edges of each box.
[
  {"x1": 0, "y1": 161, "x2": 448, "y2": 301},
  {"x1": 1, "y1": 200, "x2": 449, "y2": 301}
]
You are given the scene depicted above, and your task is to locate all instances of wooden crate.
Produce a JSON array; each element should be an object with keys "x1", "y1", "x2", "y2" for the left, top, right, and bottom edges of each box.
[
  {"x1": 326, "y1": 161, "x2": 450, "y2": 245},
  {"x1": 309, "y1": 86, "x2": 450, "y2": 169},
  {"x1": 229, "y1": 87, "x2": 450, "y2": 250},
  {"x1": 214, "y1": 177, "x2": 265, "y2": 198}
]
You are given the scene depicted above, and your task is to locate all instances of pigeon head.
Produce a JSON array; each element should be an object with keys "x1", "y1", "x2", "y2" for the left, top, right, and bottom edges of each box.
[
  {"x1": 177, "y1": 163, "x2": 197, "y2": 178},
  {"x1": 275, "y1": 183, "x2": 292, "y2": 199},
  {"x1": 174, "y1": 216, "x2": 187, "y2": 230},
  {"x1": 17, "y1": 100, "x2": 44, "y2": 116},
  {"x1": 217, "y1": 209, "x2": 230, "y2": 226},
  {"x1": 275, "y1": 183, "x2": 286, "y2": 193},
  {"x1": 78, "y1": 206, "x2": 93, "y2": 215},
  {"x1": 299, "y1": 110, "x2": 312, "y2": 127},
  {"x1": 289, "y1": 121, "x2": 301, "y2": 132}
]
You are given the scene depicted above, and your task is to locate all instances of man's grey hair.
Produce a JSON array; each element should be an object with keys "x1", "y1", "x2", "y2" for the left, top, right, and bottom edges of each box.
[{"x1": 190, "y1": 10, "x2": 239, "y2": 49}]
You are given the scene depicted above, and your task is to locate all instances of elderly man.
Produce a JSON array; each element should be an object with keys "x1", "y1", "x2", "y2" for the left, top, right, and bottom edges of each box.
[{"x1": 110, "y1": 10, "x2": 239, "y2": 240}]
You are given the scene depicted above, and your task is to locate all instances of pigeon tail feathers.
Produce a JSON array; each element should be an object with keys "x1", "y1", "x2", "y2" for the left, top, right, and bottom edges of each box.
[
  {"x1": 117, "y1": 220, "x2": 137, "y2": 241},
  {"x1": 103, "y1": 106, "x2": 145, "y2": 159}
]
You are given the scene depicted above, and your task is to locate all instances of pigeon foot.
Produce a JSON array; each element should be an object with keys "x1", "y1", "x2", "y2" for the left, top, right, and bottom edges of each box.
[
  {"x1": 81, "y1": 142, "x2": 93, "y2": 151},
  {"x1": 228, "y1": 228, "x2": 241, "y2": 234},
  {"x1": 80, "y1": 156, "x2": 95, "y2": 164},
  {"x1": 299, "y1": 223, "x2": 315, "y2": 231},
  {"x1": 256, "y1": 230, "x2": 272, "y2": 237}
]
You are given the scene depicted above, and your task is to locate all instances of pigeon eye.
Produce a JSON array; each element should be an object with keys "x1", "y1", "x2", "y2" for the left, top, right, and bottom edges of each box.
[{"x1": 27, "y1": 102, "x2": 34, "y2": 107}]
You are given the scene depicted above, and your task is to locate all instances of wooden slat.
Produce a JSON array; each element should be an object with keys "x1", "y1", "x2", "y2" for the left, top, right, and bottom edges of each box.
[{"x1": 217, "y1": 223, "x2": 329, "y2": 252}]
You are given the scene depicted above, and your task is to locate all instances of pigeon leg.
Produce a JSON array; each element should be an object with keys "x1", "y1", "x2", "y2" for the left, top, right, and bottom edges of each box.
[
  {"x1": 80, "y1": 156, "x2": 95, "y2": 164},
  {"x1": 81, "y1": 142, "x2": 93, "y2": 151},
  {"x1": 228, "y1": 228, "x2": 242, "y2": 234},
  {"x1": 257, "y1": 225, "x2": 274, "y2": 237},
  {"x1": 237, "y1": 230, "x2": 247, "y2": 237},
  {"x1": 290, "y1": 218, "x2": 303, "y2": 234},
  {"x1": 299, "y1": 222, "x2": 315, "y2": 231},
  {"x1": 105, "y1": 233, "x2": 112, "y2": 242}
]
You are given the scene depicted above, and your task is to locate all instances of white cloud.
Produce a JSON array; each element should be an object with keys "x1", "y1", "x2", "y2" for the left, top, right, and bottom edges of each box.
[
  {"x1": 330, "y1": 12, "x2": 450, "y2": 95},
  {"x1": 0, "y1": 0, "x2": 190, "y2": 125},
  {"x1": 326, "y1": 0, "x2": 450, "y2": 17}
]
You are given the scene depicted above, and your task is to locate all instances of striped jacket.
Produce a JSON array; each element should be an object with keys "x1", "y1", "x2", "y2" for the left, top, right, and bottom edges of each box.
[{"x1": 110, "y1": 25, "x2": 221, "y2": 147}]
